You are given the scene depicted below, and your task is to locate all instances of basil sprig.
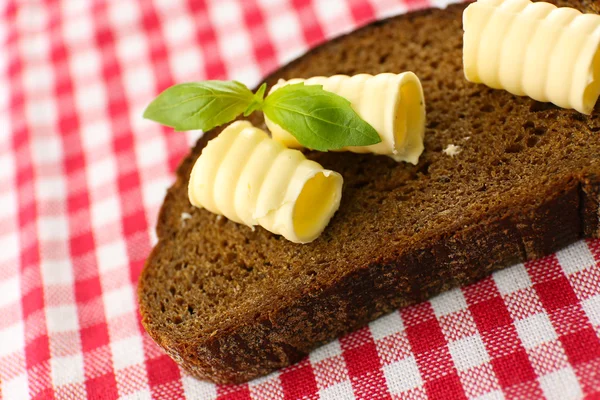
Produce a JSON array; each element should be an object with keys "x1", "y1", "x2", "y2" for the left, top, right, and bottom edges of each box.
[{"x1": 143, "y1": 80, "x2": 380, "y2": 151}]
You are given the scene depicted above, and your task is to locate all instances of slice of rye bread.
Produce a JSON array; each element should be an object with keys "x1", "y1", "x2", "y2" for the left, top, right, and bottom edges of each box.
[{"x1": 139, "y1": 0, "x2": 600, "y2": 384}]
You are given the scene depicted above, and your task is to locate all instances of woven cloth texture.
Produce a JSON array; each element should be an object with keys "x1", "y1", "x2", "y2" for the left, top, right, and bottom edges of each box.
[{"x1": 1, "y1": 0, "x2": 600, "y2": 399}]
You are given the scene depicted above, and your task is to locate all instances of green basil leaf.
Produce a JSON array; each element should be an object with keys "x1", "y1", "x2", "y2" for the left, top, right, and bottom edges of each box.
[
  {"x1": 243, "y1": 83, "x2": 267, "y2": 117},
  {"x1": 143, "y1": 81, "x2": 254, "y2": 132},
  {"x1": 262, "y1": 83, "x2": 381, "y2": 151}
]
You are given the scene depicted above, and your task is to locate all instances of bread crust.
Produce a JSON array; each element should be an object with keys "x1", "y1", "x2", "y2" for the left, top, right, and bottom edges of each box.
[
  {"x1": 142, "y1": 165, "x2": 598, "y2": 384},
  {"x1": 138, "y1": 2, "x2": 600, "y2": 384}
]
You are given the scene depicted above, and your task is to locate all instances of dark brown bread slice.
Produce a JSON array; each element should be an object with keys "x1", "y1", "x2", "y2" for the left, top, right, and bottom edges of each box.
[{"x1": 139, "y1": 0, "x2": 600, "y2": 384}]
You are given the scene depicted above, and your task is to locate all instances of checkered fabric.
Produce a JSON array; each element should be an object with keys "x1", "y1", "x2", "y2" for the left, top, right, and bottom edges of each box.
[{"x1": 1, "y1": 0, "x2": 600, "y2": 399}]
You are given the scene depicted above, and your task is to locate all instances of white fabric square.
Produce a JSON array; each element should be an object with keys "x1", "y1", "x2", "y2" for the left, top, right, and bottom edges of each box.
[
  {"x1": 0, "y1": 192, "x2": 17, "y2": 221},
  {"x1": 319, "y1": 381, "x2": 355, "y2": 400},
  {"x1": 46, "y1": 305, "x2": 79, "y2": 333},
  {"x1": 19, "y1": 31, "x2": 50, "y2": 61},
  {"x1": 248, "y1": 371, "x2": 279, "y2": 387},
  {"x1": 448, "y1": 335, "x2": 489, "y2": 371},
  {"x1": 309, "y1": 340, "x2": 342, "y2": 364},
  {"x1": 494, "y1": 263, "x2": 532, "y2": 295},
  {"x1": 25, "y1": 98, "x2": 57, "y2": 126},
  {"x1": 38, "y1": 216, "x2": 69, "y2": 241},
  {"x1": 120, "y1": 389, "x2": 152, "y2": 400},
  {"x1": 35, "y1": 177, "x2": 66, "y2": 201},
  {"x1": 255, "y1": 0, "x2": 282, "y2": 8},
  {"x1": 371, "y1": 2, "x2": 409, "y2": 19},
  {"x1": 266, "y1": 12, "x2": 303, "y2": 60},
  {"x1": 74, "y1": 81, "x2": 107, "y2": 113},
  {"x1": 0, "y1": 92, "x2": 7, "y2": 122},
  {"x1": 108, "y1": 1, "x2": 141, "y2": 29},
  {"x1": 22, "y1": 64, "x2": 54, "y2": 94},
  {"x1": 69, "y1": 49, "x2": 101, "y2": 80},
  {"x1": 40, "y1": 259, "x2": 74, "y2": 286},
  {"x1": 185, "y1": 130, "x2": 204, "y2": 148},
  {"x1": 87, "y1": 157, "x2": 117, "y2": 189},
  {"x1": 431, "y1": 288, "x2": 468, "y2": 316},
  {"x1": 2, "y1": 374, "x2": 29, "y2": 400},
  {"x1": 60, "y1": 0, "x2": 91, "y2": 18},
  {"x1": 111, "y1": 336, "x2": 144, "y2": 370},
  {"x1": 540, "y1": 368, "x2": 582, "y2": 400},
  {"x1": 122, "y1": 65, "x2": 155, "y2": 98},
  {"x1": 0, "y1": 322, "x2": 24, "y2": 357},
  {"x1": 383, "y1": 356, "x2": 423, "y2": 394},
  {"x1": 0, "y1": 234, "x2": 19, "y2": 265},
  {"x1": 182, "y1": 375, "x2": 217, "y2": 400},
  {"x1": 0, "y1": 275, "x2": 19, "y2": 308},
  {"x1": 151, "y1": 0, "x2": 183, "y2": 11},
  {"x1": 314, "y1": 1, "x2": 351, "y2": 37},
  {"x1": 51, "y1": 354, "x2": 85, "y2": 386},
  {"x1": 429, "y1": 0, "x2": 464, "y2": 11},
  {"x1": 209, "y1": 1, "x2": 242, "y2": 27},
  {"x1": 80, "y1": 120, "x2": 112, "y2": 151},
  {"x1": 267, "y1": 13, "x2": 300, "y2": 42},
  {"x1": 169, "y1": 47, "x2": 204, "y2": 83},
  {"x1": 97, "y1": 240, "x2": 129, "y2": 274},
  {"x1": 31, "y1": 135, "x2": 62, "y2": 165},
  {"x1": 62, "y1": 13, "x2": 94, "y2": 45},
  {"x1": 220, "y1": 31, "x2": 252, "y2": 60},
  {"x1": 128, "y1": 104, "x2": 150, "y2": 134},
  {"x1": 0, "y1": 20, "x2": 7, "y2": 67},
  {"x1": 515, "y1": 313, "x2": 557, "y2": 350},
  {"x1": 91, "y1": 197, "x2": 121, "y2": 231},
  {"x1": 135, "y1": 136, "x2": 166, "y2": 169},
  {"x1": 582, "y1": 294, "x2": 600, "y2": 327},
  {"x1": 103, "y1": 286, "x2": 135, "y2": 319},
  {"x1": 163, "y1": 14, "x2": 195, "y2": 46},
  {"x1": 141, "y1": 178, "x2": 171, "y2": 216},
  {"x1": 16, "y1": 4, "x2": 49, "y2": 30},
  {"x1": 370, "y1": 311, "x2": 404, "y2": 341},
  {"x1": 0, "y1": 148, "x2": 15, "y2": 182},
  {"x1": 314, "y1": 0, "x2": 349, "y2": 24},
  {"x1": 227, "y1": 66, "x2": 262, "y2": 90},
  {"x1": 115, "y1": 33, "x2": 148, "y2": 66},
  {"x1": 148, "y1": 225, "x2": 158, "y2": 246},
  {"x1": 556, "y1": 241, "x2": 596, "y2": 275},
  {"x1": 473, "y1": 390, "x2": 505, "y2": 400}
]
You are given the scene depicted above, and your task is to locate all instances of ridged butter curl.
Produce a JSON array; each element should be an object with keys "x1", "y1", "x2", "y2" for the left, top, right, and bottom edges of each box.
[
  {"x1": 265, "y1": 73, "x2": 426, "y2": 164},
  {"x1": 188, "y1": 121, "x2": 343, "y2": 244},
  {"x1": 463, "y1": 0, "x2": 600, "y2": 114}
]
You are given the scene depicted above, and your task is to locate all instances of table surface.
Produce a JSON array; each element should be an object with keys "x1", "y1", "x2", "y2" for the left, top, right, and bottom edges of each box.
[{"x1": 1, "y1": 0, "x2": 600, "y2": 399}]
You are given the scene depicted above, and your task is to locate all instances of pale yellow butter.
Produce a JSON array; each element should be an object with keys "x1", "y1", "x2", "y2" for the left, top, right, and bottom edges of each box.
[
  {"x1": 188, "y1": 121, "x2": 343, "y2": 244},
  {"x1": 463, "y1": 0, "x2": 600, "y2": 114},
  {"x1": 264, "y1": 73, "x2": 426, "y2": 164}
]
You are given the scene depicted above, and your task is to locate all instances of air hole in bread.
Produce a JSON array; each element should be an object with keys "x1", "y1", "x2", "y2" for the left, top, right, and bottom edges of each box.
[
  {"x1": 240, "y1": 262, "x2": 253, "y2": 273},
  {"x1": 529, "y1": 101, "x2": 559, "y2": 112},
  {"x1": 418, "y1": 161, "x2": 431, "y2": 175},
  {"x1": 481, "y1": 104, "x2": 494, "y2": 113},
  {"x1": 527, "y1": 136, "x2": 539, "y2": 148}
]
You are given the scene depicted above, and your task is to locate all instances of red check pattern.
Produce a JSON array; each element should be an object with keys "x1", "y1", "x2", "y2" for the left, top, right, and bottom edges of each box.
[{"x1": 1, "y1": 0, "x2": 600, "y2": 399}]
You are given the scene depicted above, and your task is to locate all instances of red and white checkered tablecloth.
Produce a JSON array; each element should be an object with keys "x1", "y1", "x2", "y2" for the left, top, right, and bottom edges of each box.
[{"x1": 2, "y1": 0, "x2": 600, "y2": 398}]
